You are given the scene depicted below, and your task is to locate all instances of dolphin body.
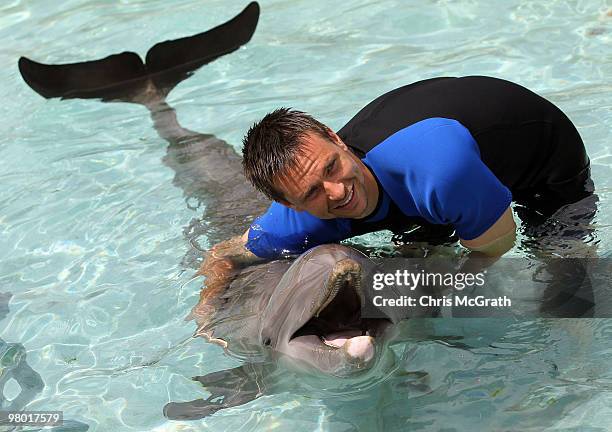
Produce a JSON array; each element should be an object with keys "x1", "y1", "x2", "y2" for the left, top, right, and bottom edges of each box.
[
  {"x1": 17, "y1": 1, "x2": 407, "y2": 420},
  {"x1": 17, "y1": 3, "x2": 395, "y2": 374}
]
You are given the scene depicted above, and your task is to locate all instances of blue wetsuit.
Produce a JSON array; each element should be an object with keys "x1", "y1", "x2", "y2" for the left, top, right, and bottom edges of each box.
[{"x1": 246, "y1": 76, "x2": 590, "y2": 259}]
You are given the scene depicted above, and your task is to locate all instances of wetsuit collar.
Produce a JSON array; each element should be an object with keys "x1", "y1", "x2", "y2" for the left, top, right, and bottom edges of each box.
[{"x1": 360, "y1": 158, "x2": 390, "y2": 223}]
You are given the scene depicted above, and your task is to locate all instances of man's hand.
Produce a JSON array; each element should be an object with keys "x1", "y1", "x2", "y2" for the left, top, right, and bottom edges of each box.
[
  {"x1": 460, "y1": 207, "x2": 516, "y2": 257},
  {"x1": 195, "y1": 230, "x2": 262, "y2": 313},
  {"x1": 197, "y1": 253, "x2": 238, "y2": 303}
]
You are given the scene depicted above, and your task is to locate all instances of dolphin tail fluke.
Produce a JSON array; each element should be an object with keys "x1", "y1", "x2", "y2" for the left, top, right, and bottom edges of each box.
[
  {"x1": 18, "y1": 53, "x2": 147, "y2": 102},
  {"x1": 18, "y1": 1, "x2": 260, "y2": 103},
  {"x1": 145, "y1": 1, "x2": 260, "y2": 96}
]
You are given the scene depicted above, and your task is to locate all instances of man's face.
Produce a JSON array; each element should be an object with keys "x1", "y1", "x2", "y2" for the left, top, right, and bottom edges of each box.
[{"x1": 274, "y1": 130, "x2": 379, "y2": 219}]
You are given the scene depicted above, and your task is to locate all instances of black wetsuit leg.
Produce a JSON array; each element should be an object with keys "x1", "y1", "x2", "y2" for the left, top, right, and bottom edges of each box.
[{"x1": 507, "y1": 105, "x2": 593, "y2": 218}]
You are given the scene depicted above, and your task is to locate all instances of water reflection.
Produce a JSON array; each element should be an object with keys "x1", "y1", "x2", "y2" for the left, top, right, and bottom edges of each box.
[{"x1": 0, "y1": 292, "x2": 43, "y2": 415}]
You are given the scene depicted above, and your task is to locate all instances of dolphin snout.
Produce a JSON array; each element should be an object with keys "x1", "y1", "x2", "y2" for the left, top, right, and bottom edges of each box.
[{"x1": 264, "y1": 244, "x2": 389, "y2": 376}]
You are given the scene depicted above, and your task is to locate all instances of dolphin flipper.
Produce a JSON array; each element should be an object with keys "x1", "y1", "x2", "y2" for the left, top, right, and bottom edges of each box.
[
  {"x1": 18, "y1": 2, "x2": 260, "y2": 101},
  {"x1": 164, "y1": 363, "x2": 275, "y2": 420}
]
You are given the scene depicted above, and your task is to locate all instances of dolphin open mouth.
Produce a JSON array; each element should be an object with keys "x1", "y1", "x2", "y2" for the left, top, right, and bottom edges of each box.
[{"x1": 289, "y1": 258, "x2": 391, "y2": 367}]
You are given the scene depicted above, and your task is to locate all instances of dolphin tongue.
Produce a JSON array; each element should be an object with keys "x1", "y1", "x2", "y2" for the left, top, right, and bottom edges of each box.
[
  {"x1": 344, "y1": 335, "x2": 376, "y2": 365},
  {"x1": 323, "y1": 333, "x2": 375, "y2": 365}
]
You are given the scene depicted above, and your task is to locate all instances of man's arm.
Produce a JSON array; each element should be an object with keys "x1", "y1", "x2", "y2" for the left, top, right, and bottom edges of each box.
[
  {"x1": 460, "y1": 206, "x2": 516, "y2": 256},
  {"x1": 197, "y1": 198, "x2": 356, "y2": 301}
]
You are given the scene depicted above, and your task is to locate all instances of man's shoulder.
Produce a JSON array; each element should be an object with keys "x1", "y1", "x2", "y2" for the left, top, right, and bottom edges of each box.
[
  {"x1": 361, "y1": 117, "x2": 486, "y2": 218},
  {"x1": 377, "y1": 117, "x2": 470, "y2": 147},
  {"x1": 363, "y1": 118, "x2": 478, "y2": 172}
]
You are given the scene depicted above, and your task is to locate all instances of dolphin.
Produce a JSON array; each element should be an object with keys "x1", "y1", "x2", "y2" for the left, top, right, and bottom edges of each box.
[
  {"x1": 16, "y1": 2, "x2": 398, "y2": 374},
  {"x1": 16, "y1": 1, "x2": 404, "y2": 420}
]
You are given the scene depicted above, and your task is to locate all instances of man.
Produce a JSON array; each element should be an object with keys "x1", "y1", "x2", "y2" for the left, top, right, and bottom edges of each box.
[{"x1": 200, "y1": 76, "x2": 592, "y2": 290}]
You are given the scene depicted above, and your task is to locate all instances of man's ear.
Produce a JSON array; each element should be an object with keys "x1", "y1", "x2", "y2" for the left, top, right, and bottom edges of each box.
[{"x1": 326, "y1": 128, "x2": 348, "y2": 151}]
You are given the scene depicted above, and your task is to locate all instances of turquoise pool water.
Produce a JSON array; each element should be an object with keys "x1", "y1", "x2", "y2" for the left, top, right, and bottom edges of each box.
[{"x1": 1, "y1": 0, "x2": 612, "y2": 430}]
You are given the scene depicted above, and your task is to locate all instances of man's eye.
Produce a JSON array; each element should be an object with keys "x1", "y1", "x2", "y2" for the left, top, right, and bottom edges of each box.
[
  {"x1": 326, "y1": 159, "x2": 336, "y2": 175},
  {"x1": 305, "y1": 188, "x2": 318, "y2": 201}
]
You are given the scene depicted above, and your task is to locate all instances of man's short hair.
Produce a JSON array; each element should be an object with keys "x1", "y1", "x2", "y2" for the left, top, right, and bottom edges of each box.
[{"x1": 242, "y1": 108, "x2": 330, "y2": 201}]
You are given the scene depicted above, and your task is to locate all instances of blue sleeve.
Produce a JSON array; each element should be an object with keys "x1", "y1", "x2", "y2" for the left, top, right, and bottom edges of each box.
[
  {"x1": 246, "y1": 202, "x2": 353, "y2": 259},
  {"x1": 365, "y1": 118, "x2": 512, "y2": 240}
]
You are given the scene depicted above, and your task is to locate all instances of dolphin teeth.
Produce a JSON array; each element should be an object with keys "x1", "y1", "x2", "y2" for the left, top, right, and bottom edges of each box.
[
  {"x1": 312, "y1": 259, "x2": 362, "y2": 319},
  {"x1": 321, "y1": 330, "x2": 363, "y2": 348},
  {"x1": 315, "y1": 280, "x2": 341, "y2": 317},
  {"x1": 321, "y1": 336, "x2": 340, "y2": 349}
]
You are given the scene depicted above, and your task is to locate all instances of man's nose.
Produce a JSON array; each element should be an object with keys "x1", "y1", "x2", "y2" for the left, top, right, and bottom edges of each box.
[{"x1": 323, "y1": 181, "x2": 345, "y2": 201}]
